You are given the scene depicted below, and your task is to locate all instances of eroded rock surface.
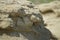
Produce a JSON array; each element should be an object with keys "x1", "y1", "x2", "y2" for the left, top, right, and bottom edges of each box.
[
  {"x1": 0, "y1": 0, "x2": 53, "y2": 40},
  {"x1": 38, "y1": 1, "x2": 60, "y2": 17},
  {"x1": 37, "y1": 1, "x2": 60, "y2": 40}
]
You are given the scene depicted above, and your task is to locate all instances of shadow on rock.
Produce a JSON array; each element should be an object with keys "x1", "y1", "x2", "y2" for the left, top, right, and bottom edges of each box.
[
  {"x1": 20, "y1": 26, "x2": 58, "y2": 40},
  {"x1": 0, "y1": 28, "x2": 20, "y2": 37}
]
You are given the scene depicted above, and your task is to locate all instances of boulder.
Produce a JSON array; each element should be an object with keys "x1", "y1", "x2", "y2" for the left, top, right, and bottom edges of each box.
[{"x1": 0, "y1": 0, "x2": 53, "y2": 40}]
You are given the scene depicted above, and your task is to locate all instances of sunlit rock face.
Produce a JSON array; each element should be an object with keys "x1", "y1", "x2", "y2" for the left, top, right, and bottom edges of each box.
[
  {"x1": 0, "y1": 0, "x2": 53, "y2": 40},
  {"x1": 38, "y1": 1, "x2": 60, "y2": 17},
  {"x1": 37, "y1": 1, "x2": 60, "y2": 40}
]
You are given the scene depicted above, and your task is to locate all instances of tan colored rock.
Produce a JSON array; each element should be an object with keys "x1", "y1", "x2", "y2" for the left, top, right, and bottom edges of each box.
[
  {"x1": 0, "y1": 0, "x2": 53, "y2": 40},
  {"x1": 0, "y1": 13, "x2": 13, "y2": 29},
  {"x1": 30, "y1": 15, "x2": 41, "y2": 23},
  {"x1": 0, "y1": 18, "x2": 13, "y2": 29},
  {"x1": 0, "y1": 13, "x2": 9, "y2": 19},
  {"x1": 38, "y1": 1, "x2": 60, "y2": 14},
  {"x1": 53, "y1": 9, "x2": 60, "y2": 17},
  {"x1": 38, "y1": 3, "x2": 52, "y2": 13}
]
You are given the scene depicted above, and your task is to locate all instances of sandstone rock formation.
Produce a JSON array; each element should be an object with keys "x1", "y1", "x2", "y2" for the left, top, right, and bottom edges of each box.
[
  {"x1": 38, "y1": 1, "x2": 60, "y2": 17},
  {"x1": 37, "y1": 1, "x2": 60, "y2": 40},
  {"x1": 0, "y1": 0, "x2": 54, "y2": 40}
]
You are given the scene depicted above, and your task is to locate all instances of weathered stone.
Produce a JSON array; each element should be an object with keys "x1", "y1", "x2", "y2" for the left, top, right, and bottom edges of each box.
[
  {"x1": 0, "y1": 0, "x2": 53, "y2": 40},
  {"x1": 53, "y1": 9, "x2": 60, "y2": 17},
  {"x1": 38, "y1": 1, "x2": 60, "y2": 15},
  {"x1": 38, "y1": 3, "x2": 52, "y2": 13},
  {"x1": 30, "y1": 15, "x2": 41, "y2": 23},
  {"x1": 0, "y1": 13, "x2": 13, "y2": 29}
]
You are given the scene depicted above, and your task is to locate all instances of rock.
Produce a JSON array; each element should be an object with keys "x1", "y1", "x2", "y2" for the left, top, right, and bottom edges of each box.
[
  {"x1": 38, "y1": 3, "x2": 52, "y2": 13},
  {"x1": 0, "y1": 0, "x2": 53, "y2": 40},
  {"x1": 30, "y1": 15, "x2": 41, "y2": 23},
  {"x1": 0, "y1": 18, "x2": 13, "y2": 29},
  {"x1": 38, "y1": 1, "x2": 60, "y2": 14},
  {"x1": 53, "y1": 9, "x2": 60, "y2": 17},
  {"x1": 0, "y1": 13, "x2": 13, "y2": 29},
  {"x1": 50, "y1": 1, "x2": 60, "y2": 17}
]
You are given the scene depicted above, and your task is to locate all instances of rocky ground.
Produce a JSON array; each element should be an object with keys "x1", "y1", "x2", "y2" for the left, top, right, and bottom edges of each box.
[{"x1": 0, "y1": 0, "x2": 60, "y2": 40}]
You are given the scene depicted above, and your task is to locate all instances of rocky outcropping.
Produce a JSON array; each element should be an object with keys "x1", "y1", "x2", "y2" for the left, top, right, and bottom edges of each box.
[
  {"x1": 0, "y1": 0, "x2": 54, "y2": 40},
  {"x1": 38, "y1": 1, "x2": 60, "y2": 17},
  {"x1": 36, "y1": 1, "x2": 60, "y2": 40}
]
